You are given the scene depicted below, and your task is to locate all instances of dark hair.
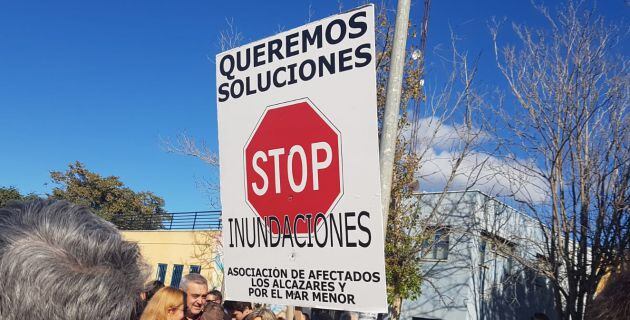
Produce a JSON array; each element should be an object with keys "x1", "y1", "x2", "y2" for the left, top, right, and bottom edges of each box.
[
  {"x1": 0, "y1": 200, "x2": 148, "y2": 320},
  {"x1": 587, "y1": 270, "x2": 630, "y2": 320},
  {"x1": 201, "y1": 302, "x2": 226, "y2": 320},
  {"x1": 208, "y1": 289, "x2": 223, "y2": 301},
  {"x1": 315, "y1": 312, "x2": 333, "y2": 320},
  {"x1": 144, "y1": 280, "x2": 165, "y2": 301},
  {"x1": 531, "y1": 313, "x2": 550, "y2": 320},
  {"x1": 224, "y1": 300, "x2": 252, "y2": 312}
]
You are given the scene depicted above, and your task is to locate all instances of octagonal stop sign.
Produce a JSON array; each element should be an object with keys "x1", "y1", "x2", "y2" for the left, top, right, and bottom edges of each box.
[{"x1": 244, "y1": 99, "x2": 342, "y2": 235}]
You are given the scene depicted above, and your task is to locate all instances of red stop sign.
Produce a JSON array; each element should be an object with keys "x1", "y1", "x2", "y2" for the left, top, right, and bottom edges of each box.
[{"x1": 244, "y1": 99, "x2": 342, "y2": 234}]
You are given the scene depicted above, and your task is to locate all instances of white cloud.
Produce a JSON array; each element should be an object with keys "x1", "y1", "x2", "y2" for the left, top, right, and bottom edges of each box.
[{"x1": 410, "y1": 117, "x2": 548, "y2": 203}]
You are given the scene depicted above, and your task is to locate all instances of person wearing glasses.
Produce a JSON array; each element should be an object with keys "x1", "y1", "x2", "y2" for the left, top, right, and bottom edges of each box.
[{"x1": 206, "y1": 290, "x2": 223, "y2": 306}]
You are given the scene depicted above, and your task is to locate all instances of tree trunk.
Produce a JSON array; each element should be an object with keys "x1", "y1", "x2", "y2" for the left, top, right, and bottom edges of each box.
[{"x1": 390, "y1": 295, "x2": 403, "y2": 320}]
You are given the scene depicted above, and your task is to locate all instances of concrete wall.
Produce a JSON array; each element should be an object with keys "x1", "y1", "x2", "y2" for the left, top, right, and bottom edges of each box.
[{"x1": 121, "y1": 230, "x2": 223, "y2": 289}]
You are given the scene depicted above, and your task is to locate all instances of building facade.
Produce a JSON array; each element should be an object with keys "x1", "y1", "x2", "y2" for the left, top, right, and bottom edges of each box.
[
  {"x1": 402, "y1": 191, "x2": 556, "y2": 320},
  {"x1": 121, "y1": 230, "x2": 224, "y2": 290}
]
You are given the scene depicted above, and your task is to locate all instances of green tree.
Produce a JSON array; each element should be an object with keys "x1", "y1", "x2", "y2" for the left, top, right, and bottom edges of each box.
[
  {"x1": 0, "y1": 187, "x2": 24, "y2": 207},
  {"x1": 0, "y1": 186, "x2": 40, "y2": 207},
  {"x1": 50, "y1": 161, "x2": 168, "y2": 230}
]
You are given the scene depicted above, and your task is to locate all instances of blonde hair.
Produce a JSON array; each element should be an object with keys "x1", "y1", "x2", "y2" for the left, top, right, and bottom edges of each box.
[
  {"x1": 250, "y1": 308, "x2": 277, "y2": 320},
  {"x1": 140, "y1": 287, "x2": 185, "y2": 320}
]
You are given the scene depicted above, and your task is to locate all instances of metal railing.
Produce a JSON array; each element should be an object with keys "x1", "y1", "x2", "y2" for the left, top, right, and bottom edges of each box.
[{"x1": 115, "y1": 210, "x2": 222, "y2": 231}]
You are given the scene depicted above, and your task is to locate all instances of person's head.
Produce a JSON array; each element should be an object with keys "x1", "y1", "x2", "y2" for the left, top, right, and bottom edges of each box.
[
  {"x1": 339, "y1": 312, "x2": 358, "y2": 320},
  {"x1": 249, "y1": 308, "x2": 277, "y2": 320},
  {"x1": 143, "y1": 280, "x2": 165, "y2": 301},
  {"x1": 0, "y1": 200, "x2": 148, "y2": 320},
  {"x1": 316, "y1": 312, "x2": 333, "y2": 320},
  {"x1": 207, "y1": 289, "x2": 223, "y2": 305},
  {"x1": 180, "y1": 273, "x2": 209, "y2": 317},
  {"x1": 140, "y1": 287, "x2": 186, "y2": 320},
  {"x1": 587, "y1": 269, "x2": 630, "y2": 320},
  {"x1": 201, "y1": 302, "x2": 226, "y2": 320},
  {"x1": 531, "y1": 313, "x2": 550, "y2": 320},
  {"x1": 224, "y1": 301, "x2": 252, "y2": 320}
]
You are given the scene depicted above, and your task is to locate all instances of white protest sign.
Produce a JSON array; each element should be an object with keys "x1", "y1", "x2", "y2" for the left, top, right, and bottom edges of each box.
[{"x1": 216, "y1": 5, "x2": 387, "y2": 312}]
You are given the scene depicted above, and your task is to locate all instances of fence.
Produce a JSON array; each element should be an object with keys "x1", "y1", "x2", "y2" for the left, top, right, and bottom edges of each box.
[{"x1": 115, "y1": 210, "x2": 222, "y2": 231}]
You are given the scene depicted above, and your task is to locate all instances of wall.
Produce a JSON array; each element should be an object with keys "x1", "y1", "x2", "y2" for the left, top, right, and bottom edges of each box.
[
  {"x1": 401, "y1": 191, "x2": 556, "y2": 320},
  {"x1": 121, "y1": 230, "x2": 223, "y2": 289}
]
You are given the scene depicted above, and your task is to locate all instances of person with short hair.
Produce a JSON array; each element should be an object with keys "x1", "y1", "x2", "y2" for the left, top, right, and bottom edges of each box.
[
  {"x1": 206, "y1": 289, "x2": 231, "y2": 320},
  {"x1": 207, "y1": 289, "x2": 223, "y2": 305},
  {"x1": 180, "y1": 273, "x2": 209, "y2": 319},
  {"x1": 140, "y1": 287, "x2": 186, "y2": 320},
  {"x1": 531, "y1": 313, "x2": 550, "y2": 320},
  {"x1": 223, "y1": 301, "x2": 253, "y2": 320},
  {"x1": 201, "y1": 301, "x2": 228, "y2": 320},
  {"x1": 0, "y1": 200, "x2": 148, "y2": 320},
  {"x1": 339, "y1": 311, "x2": 359, "y2": 320}
]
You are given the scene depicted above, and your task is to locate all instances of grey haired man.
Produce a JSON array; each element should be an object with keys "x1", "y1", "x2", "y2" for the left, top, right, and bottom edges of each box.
[
  {"x1": 181, "y1": 273, "x2": 210, "y2": 319},
  {"x1": 0, "y1": 200, "x2": 148, "y2": 320}
]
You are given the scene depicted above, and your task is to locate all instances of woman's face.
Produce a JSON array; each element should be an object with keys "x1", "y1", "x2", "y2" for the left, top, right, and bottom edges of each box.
[{"x1": 167, "y1": 304, "x2": 185, "y2": 320}]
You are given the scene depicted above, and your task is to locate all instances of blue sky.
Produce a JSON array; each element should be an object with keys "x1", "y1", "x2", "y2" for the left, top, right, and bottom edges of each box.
[{"x1": 0, "y1": 0, "x2": 626, "y2": 211}]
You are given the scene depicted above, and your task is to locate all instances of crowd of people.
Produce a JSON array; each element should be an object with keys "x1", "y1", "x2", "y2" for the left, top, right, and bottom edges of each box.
[
  {"x1": 1, "y1": 199, "x2": 628, "y2": 320},
  {"x1": 137, "y1": 273, "x2": 263, "y2": 320}
]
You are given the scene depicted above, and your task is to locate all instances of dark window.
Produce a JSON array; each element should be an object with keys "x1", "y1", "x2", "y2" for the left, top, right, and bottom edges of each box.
[
  {"x1": 156, "y1": 263, "x2": 167, "y2": 282},
  {"x1": 421, "y1": 226, "x2": 450, "y2": 260},
  {"x1": 170, "y1": 264, "x2": 184, "y2": 288},
  {"x1": 189, "y1": 265, "x2": 201, "y2": 274}
]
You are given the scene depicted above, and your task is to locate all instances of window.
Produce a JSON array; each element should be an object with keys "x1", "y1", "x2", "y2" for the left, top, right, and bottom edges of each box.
[
  {"x1": 170, "y1": 264, "x2": 184, "y2": 288},
  {"x1": 421, "y1": 226, "x2": 450, "y2": 260},
  {"x1": 156, "y1": 263, "x2": 167, "y2": 282},
  {"x1": 189, "y1": 265, "x2": 201, "y2": 274},
  {"x1": 481, "y1": 231, "x2": 517, "y2": 275}
]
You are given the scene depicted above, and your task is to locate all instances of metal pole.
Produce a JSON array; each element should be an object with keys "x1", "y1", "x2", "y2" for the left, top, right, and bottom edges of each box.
[{"x1": 380, "y1": 0, "x2": 412, "y2": 235}]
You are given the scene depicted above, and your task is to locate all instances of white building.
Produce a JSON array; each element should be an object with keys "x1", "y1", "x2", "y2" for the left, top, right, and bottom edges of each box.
[{"x1": 402, "y1": 191, "x2": 556, "y2": 320}]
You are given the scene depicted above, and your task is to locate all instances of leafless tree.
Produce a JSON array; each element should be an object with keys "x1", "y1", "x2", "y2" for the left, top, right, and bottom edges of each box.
[
  {"x1": 490, "y1": 2, "x2": 629, "y2": 319},
  {"x1": 381, "y1": 3, "x2": 502, "y2": 316}
]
